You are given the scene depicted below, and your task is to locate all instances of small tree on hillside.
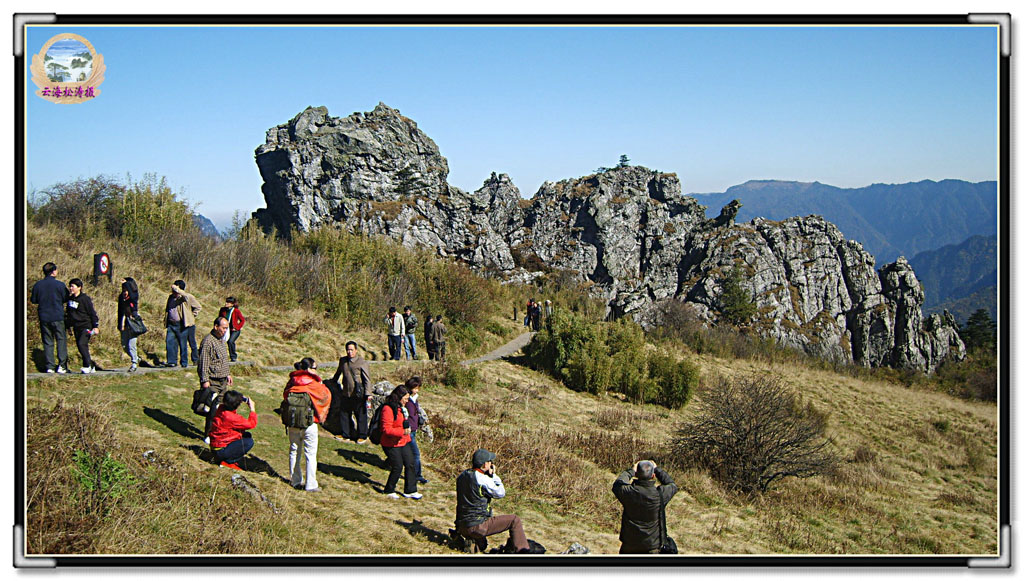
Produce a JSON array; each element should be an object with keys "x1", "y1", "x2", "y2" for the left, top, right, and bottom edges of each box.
[
  {"x1": 719, "y1": 268, "x2": 756, "y2": 326},
  {"x1": 617, "y1": 154, "x2": 631, "y2": 168},
  {"x1": 672, "y1": 373, "x2": 837, "y2": 494}
]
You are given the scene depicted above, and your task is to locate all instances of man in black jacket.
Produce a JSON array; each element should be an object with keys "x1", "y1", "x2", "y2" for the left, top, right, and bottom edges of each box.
[
  {"x1": 30, "y1": 262, "x2": 69, "y2": 373},
  {"x1": 612, "y1": 460, "x2": 678, "y2": 554}
]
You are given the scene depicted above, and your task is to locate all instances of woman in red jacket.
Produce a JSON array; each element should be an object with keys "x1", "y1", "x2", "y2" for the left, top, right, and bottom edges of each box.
[
  {"x1": 217, "y1": 296, "x2": 246, "y2": 362},
  {"x1": 380, "y1": 385, "x2": 421, "y2": 500},
  {"x1": 208, "y1": 390, "x2": 258, "y2": 470}
]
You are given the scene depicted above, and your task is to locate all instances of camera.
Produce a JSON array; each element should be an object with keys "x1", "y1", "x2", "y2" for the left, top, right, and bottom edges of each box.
[{"x1": 243, "y1": 396, "x2": 249, "y2": 403}]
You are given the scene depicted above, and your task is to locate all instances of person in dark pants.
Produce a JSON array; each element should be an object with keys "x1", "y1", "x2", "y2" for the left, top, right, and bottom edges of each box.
[
  {"x1": 30, "y1": 262, "x2": 69, "y2": 373},
  {"x1": 380, "y1": 385, "x2": 421, "y2": 499},
  {"x1": 218, "y1": 296, "x2": 246, "y2": 362},
  {"x1": 197, "y1": 317, "x2": 234, "y2": 439},
  {"x1": 452, "y1": 448, "x2": 529, "y2": 552},
  {"x1": 164, "y1": 280, "x2": 201, "y2": 368},
  {"x1": 65, "y1": 278, "x2": 100, "y2": 374},
  {"x1": 117, "y1": 277, "x2": 140, "y2": 372},
  {"x1": 385, "y1": 306, "x2": 405, "y2": 361},
  {"x1": 330, "y1": 341, "x2": 371, "y2": 443},
  {"x1": 208, "y1": 390, "x2": 257, "y2": 470},
  {"x1": 430, "y1": 315, "x2": 447, "y2": 361},
  {"x1": 404, "y1": 376, "x2": 428, "y2": 484},
  {"x1": 402, "y1": 305, "x2": 418, "y2": 360},
  {"x1": 612, "y1": 460, "x2": 678, "y2": 554},
  {"x1": 424, "y1": 315, "x2": 436, "y2": 361}
]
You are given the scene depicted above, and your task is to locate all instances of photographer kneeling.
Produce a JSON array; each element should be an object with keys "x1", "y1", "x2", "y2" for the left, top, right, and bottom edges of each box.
[
  {"x1": 453, "y1": 449, "x2": 529, "y2": 553},
  {"x1": 209, "y1": 390, "x2": 258, "y2": 470}
]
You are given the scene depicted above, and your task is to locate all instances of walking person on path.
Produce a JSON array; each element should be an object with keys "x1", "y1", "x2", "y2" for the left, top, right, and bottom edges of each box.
[
  {"x1": 65, "y1": 278, "x2": 100, "y2": 374},
  {"x1": 283, "y1": 357, "x2": 331, "y2": 492},
  {"x1": 402, "y1": 306, "x2": 418, "y2": 360},
  {"x1": 218, "y1": 296, "x2": 246, "y2": 362},
  {"x1": 404, "y1": 376, "x2": 428, "y2": 484},
  {"x1": 164, "y1": 280, "x2": 201, "y2": 368},
  {"x1": 117, "y1": 277, "x2": 140, "y2": 372},
  {"x1": 385, "y1": 306, "x2": 406, "y2": 361},
  {"x1": 429, "y1": 315, "x2": 447, "y2": 361},
  {"x1": 30, "y1": 262, "x2": 69, "y2": 373},
  {"x1": 612, "y1": 460, "x2": 678, "y2": 554},
  {"x1": 197, "y1": 317, "x2": 233, "y2": 440},
  {"x1": 330, "y1": 341, "x2": 372, "y2": 443},
  {"x1": 380, "y1": 385, "x2": 421, "y2": 500},
  {"x1": 424, "y1": 315, "x2": 436, "y2": 361}
]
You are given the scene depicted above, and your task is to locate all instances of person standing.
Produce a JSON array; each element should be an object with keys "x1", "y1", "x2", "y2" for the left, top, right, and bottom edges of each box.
[
  {"x1": 197, "y1": 317, "x2": 233, "y2": 439},
  {"x1": 218, "y1": 296, "x2": 246, "y2": 362},
  {"x1": 612, "y1": 460, "x2": 678, "y2": 554},
  {"x1": 453, "y1": 449, "x2": 529, "y2": 553},
  {"x1": 330, "y1": 341, "x2": 371, "y2": 443},
  {"x1": 404, "y1": 376, "x2": 428, "y2": 485},
  {"x1": 530, "y1": 301, "x2": 542, "y2": 331},
  {"x1": 30, "y1": 262, "x2": 69, "y2": 373},
  {"x1": 65, "y1": 278, "x2": 100, "y2": 374},
  {"x1": 430, "y1": 315, "x2": 447, "y2": 361},
  {"x1": 402, "y1": 306, "x2": 418, "y2": 360},
  {"x1": 117, "y1": 277, "x2": 140, "y2": 372},
  {"x1": 283, "y1": 357, "x2": 331, "y2": 492},
  {"x1": 380, "y1": 385, "x2": 421, "y2": 500},
  {"x1": 385, "y1": 306, "x2": 406, "y2": 361},
  {"x1": 164, "y1": 280, "x2": 201, "y2": 368},
  {"x1": 423, "y1": 315, "x2": 436, "y2": 361}
]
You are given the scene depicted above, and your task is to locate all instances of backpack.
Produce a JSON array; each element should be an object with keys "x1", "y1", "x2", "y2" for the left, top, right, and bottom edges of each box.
[
  {"x1": 368, "y1": 403, "x2": 388, "y2": 445},
  {"x1": 281, "y1": 391, "x2": 314, "y2": 429},
  {"x1": 191, "y1": 387, "x2": 219, "y2": 417}
]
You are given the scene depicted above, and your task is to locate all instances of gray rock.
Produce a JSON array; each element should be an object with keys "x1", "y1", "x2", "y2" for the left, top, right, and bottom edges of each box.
[
  {"x1": 560, "y1": 542, "x2": 590, "y2": 554},
  {"x1": 252, "y1": 105, "x2": 965, "y2": 372}
]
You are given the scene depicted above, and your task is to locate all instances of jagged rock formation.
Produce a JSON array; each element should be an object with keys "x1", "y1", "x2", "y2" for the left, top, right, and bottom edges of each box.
[{"x1": 252, "y1": 104, "x2": 965, "y2": 371}]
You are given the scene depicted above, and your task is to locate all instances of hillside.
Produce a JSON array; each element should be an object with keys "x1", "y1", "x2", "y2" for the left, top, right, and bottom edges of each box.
[
  {"x1": 23, "y1": 227, "x2": 998, "y2": 557},
  {"x1": 908, "y1": 235, "x2": 997, "y2": 324},
  {"x1": 689, "y1": 179, "x2": 997, "y2": 265}
]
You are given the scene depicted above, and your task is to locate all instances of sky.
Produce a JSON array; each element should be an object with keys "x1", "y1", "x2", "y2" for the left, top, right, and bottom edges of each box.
[{"x1": 24, "y1": 23, "x2": 998, "y2": 233}]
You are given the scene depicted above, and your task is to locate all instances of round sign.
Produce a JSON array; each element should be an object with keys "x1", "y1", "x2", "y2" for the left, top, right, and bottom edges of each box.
[{"x1": 98, "y1": 253, "x2": 109, "y2": 274}]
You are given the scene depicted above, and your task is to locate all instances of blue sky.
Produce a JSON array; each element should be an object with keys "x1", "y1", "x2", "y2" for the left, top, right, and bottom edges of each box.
[{"x1": 24, "y1": 24, "x2": 999, "y2": 231}]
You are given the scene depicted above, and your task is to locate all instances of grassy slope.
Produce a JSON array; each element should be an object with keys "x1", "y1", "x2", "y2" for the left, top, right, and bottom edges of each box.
[{"x1": 23, "y1": 225, "x2": 998, "y2": 556}]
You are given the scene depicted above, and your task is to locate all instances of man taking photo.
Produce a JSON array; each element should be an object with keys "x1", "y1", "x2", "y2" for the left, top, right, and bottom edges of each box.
[{"x1": 612, "y1": 459, "x2": 678, "y2": 554}]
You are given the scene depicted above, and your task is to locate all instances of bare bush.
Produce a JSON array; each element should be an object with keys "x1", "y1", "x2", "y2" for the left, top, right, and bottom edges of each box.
[{"x1": 672, "y1": 373, "x2": 838, "y2": 494}]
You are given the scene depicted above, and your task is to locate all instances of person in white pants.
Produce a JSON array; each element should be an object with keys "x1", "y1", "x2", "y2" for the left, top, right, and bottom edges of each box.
[{"x1": 283, "y1": 357, "x2": 332, "y2": 492}]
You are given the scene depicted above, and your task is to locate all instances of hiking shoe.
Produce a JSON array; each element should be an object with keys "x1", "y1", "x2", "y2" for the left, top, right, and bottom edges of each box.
[
  {"x1": 355, "y1": 439, "x2": 368, "y2": 445},
  {"x1": 45, "y1": 368, "x2": 55, "y2": 373},
  {"x1": 219, "y1": 461, "x2": 242, "y2": 470},
  {"x1": 403, "y1": 492, "x2": 423, "y2": 500},
  {"x1": 305, "y1": 487, "x2": 322, "y2": 493},
  {"x1": 81, "y1": 366, "x2": 95, "y2": 374},
  {"x1": 164, "y1": 363, "x2": 177, "y2": 368},
  {"x1": 384, "y1": 492, "x2": 401, "y2": 499},
  {"x1": 418, "y1": 478, "x2": 429, "y2": 484},
  {"x1": 128, "y1": 363, "x2": 138, "y2": 373},
  {"x1": 56, "y1": 366, "x2": 67, "y2": 374}
]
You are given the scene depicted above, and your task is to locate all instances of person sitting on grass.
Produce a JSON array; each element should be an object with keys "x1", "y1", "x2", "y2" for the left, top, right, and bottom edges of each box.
[{"x1": 208, "y1": 390, "x2": 257, "y2": 470}]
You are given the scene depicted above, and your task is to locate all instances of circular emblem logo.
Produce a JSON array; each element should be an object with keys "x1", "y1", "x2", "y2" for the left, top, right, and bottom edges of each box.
[
  {"x1": 30, "y1": 33, "x2": 105, "y2": 104},
  {"x1": 98, "y1": 253, "x2": 110, "y2": 274}
]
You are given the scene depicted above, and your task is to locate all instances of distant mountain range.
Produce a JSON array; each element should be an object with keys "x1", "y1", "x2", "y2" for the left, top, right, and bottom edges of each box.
[
  {"x1": 908, "y1": 235, "x2": 996, "y2": 325},
  {"x1": 192, "y1": 214, "x2": 222, "y2": 240},
  {"x1": 689, "y1": 179, "x2": 997, "y2": 265}
]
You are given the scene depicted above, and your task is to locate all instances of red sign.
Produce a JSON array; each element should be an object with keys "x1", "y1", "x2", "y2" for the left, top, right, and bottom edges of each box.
[{"x1": 98, "y1": 253, "x2": 109, "y2": 274}]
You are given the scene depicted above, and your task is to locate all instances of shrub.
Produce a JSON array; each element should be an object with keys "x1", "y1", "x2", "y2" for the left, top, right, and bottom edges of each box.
[
  {"x1": 444, "y1": 363, "x2": 480, "y2": 391},
  {"x1": 719, "y1": 268, "x2": 756, "y2": 326},
  {"x1": 32, "y1": 175, "x2": 125, "y2": 238},
  {"x1": 672, "y1": 373, "x2": 838, "y2": 494},
  {"x1": 648, "y1": 352, "x2": 699, "y2": 409}
]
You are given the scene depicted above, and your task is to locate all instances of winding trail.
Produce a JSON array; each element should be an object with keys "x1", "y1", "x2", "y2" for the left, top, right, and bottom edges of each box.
[{"x1": 24, "y1": 331, "x2": 537, "y2": 379}]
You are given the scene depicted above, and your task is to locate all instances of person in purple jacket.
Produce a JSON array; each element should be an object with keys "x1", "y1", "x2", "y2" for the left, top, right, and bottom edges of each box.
[
  {"x1": 404, "y1": 376, "x2": 428, "y2": 484},
  {"x1": 30, "y1": 262, "x2": 69, "y2": 373}
]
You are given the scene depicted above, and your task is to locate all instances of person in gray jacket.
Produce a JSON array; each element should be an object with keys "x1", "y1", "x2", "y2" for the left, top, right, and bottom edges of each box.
[
  {"x1": 612, "y1": 460, "x2": 678, "y2": 554},
  {"x1": 452, "y1": 449, "x2": 529, "y2": 552}
]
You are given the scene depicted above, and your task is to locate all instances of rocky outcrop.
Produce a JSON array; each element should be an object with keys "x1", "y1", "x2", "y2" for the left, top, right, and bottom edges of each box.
[{"x1": 252, "y1": 104, "x2": 965, "y2": 371}]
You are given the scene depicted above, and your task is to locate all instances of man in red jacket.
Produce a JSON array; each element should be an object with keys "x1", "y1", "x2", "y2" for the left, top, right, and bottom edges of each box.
[{"x1": 208, "y1": 390, "x2": 258, "y2": 470}]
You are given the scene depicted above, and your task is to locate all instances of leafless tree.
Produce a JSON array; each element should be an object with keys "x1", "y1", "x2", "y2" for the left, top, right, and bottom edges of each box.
[{"x1": 672, "y1": 373, "x2": 838, "y2": 494}]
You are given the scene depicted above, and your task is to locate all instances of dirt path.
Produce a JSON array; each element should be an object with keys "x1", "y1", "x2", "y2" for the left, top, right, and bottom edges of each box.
[
  {"x1": 459, "y1": 331, "x2": 535, "y2": 366},
  {"x1": 25, "y1": 332, "x2": 537, "y2": 379}
]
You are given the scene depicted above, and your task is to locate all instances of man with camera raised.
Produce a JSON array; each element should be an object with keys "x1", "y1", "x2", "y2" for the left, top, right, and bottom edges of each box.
[
  {"x1": 452, "y1": 448, "x2": 530, "y2": 553},
  {"x1": 612, "y1": 459, "x2": 678, "y2": 554}
]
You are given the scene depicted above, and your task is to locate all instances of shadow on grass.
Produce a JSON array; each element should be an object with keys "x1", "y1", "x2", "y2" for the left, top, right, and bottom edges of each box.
[
  {"x1": 316, "y1": 462, "x2": 379, "y2": 487},
  {"x1": 395, "y1": 519, "x2": 455, "y2": 549},
  {"x1": 144, "y1": 406, "x2": 204, "y2": 440},
  {"x1": 334, "y1": 446, "x2": 387, "y2": 469},
  {"x1": 504, "y1": 354, "x2": 531, "y2": 367},
  {"x1": 183, "y1": 444, "x2": 282, "y2": 478},
  {"x1": 31, "y1": 348, "x2": 47, "y2": 372}
]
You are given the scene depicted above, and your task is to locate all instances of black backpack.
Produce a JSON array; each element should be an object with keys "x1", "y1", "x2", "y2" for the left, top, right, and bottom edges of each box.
[
  {"x1": 191, "y1": 387, "x2": 219, "y2": 417},
  {"x1": 368, "y1": 403, "x2": 388, "y2": 445},
  {"x1": 281, "y1": 391, "x2": 314, "y2": 429}
]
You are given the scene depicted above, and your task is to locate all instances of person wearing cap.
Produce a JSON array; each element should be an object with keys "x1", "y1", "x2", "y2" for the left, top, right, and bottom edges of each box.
[
  {"x1": 612, "y1": 459, "x2": 678, "y2": 554},
  {"x1": 453, "y1": 448, "x2": 529, "y2": 553}
]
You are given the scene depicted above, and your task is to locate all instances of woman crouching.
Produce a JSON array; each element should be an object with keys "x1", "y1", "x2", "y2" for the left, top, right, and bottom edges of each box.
[{"x1": 209, "y1": 390, "x2": 258, "y2": 470}]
